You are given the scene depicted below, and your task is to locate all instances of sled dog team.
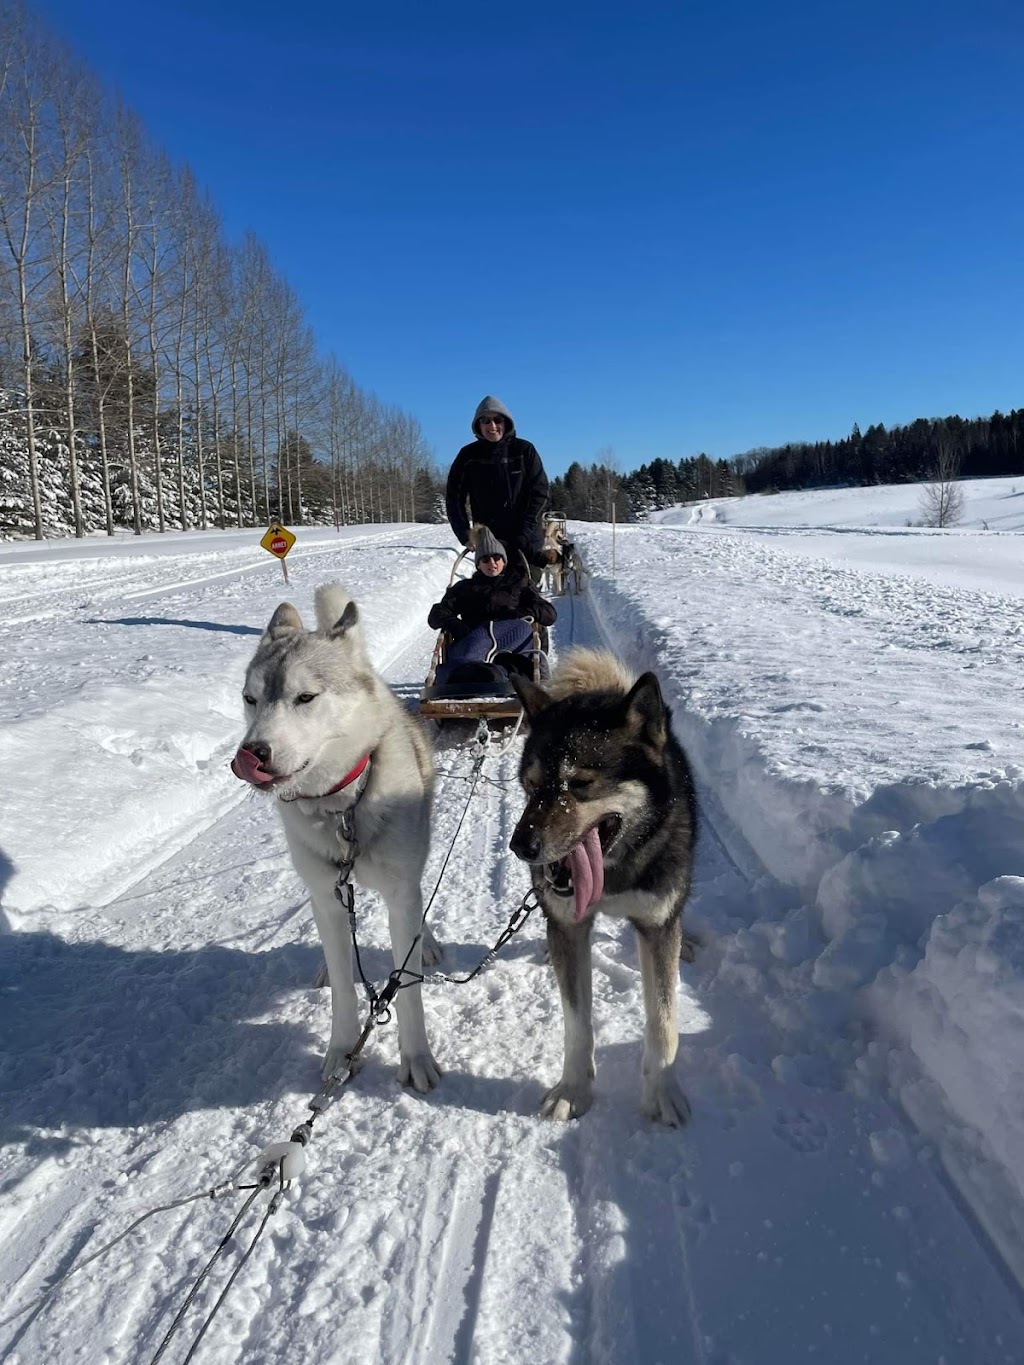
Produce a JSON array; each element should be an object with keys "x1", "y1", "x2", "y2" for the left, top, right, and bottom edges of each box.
[{"x1": 232, "y1": 582, "x2": 697, "y2": 1128}]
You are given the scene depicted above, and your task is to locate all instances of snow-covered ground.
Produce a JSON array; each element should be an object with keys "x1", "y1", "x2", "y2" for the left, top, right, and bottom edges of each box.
[{"x1": 2, "y1": 479, "x2": 1023, "y2": 1363}]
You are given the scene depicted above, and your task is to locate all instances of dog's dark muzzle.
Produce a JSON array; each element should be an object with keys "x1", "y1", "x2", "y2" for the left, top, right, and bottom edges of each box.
[{"x1": 510, "y1": 815, "x2": 543, "y2": 864}]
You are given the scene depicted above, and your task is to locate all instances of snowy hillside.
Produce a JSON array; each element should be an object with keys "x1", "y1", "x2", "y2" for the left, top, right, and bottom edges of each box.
[
  {"x1": 653, "y1": 476, "x2": 1024, "y2": 531},
  {"x1": 1, "y1": 482, "x2": 1023, "y2": 1363}
]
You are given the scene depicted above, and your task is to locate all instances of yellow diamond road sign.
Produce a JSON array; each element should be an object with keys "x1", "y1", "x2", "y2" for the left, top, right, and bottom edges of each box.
[{"x1": 261, "y1": 524, "x2": 295, "y2": 559}]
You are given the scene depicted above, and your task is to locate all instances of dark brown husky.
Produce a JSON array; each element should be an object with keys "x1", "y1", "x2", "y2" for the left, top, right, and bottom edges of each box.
[{"x1": 510, "y1": 649, "x2": 697, "y2": 1125}]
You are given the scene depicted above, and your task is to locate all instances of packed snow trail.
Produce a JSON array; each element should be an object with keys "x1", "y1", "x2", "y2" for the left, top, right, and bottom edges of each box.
[{"x1": 1, "y1": 520, "x2": 1023, "y2": 1363}]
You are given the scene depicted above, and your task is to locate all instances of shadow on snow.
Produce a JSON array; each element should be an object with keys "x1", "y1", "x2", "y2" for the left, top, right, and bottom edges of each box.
[
  {"x1": 0, "y1": 929, "x2": 323, "y2": 1144},
  {"x1": 85, "y1": 616, "x2": 263, "y2": 635}
]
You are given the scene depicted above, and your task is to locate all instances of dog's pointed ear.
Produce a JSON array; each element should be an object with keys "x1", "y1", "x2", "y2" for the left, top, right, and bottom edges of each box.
[
  {"x1": 624, "y1": 671, "x2": 667, "y2": 747},
  {"x1": 326, "y1": 600, "x2": 359, "y2": 639},
  {"x1": 511, "y1": 673, "x2": 553, "y2": 718},
  {"x1": 264, "y1": 602, "x2": 303, "y2": 640}
]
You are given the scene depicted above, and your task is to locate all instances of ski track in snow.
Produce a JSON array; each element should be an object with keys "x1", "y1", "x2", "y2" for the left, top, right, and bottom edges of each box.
[{"x1": 1, "y1": 519, "x2": 1023, "y2": 1363}]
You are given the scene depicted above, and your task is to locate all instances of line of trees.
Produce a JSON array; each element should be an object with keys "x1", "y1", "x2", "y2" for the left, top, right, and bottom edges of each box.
[
  {"x1": 0, "y1": 2, "x2": 442, "y2": 541},
  {"x1": 551, "y1": 409, "x2": 1024, "y2": 526},
  {"x1": 549, "y1": 452, "x2": 742, "y2": 522},
  {"x1": 739, "y1": 410, "x2": 1024, "y2": 494}
]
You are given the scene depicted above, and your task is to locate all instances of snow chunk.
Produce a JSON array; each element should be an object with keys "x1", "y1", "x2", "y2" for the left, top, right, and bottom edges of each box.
[{"x1": 870, "y1": 877, "x2": 1024, "y2": 1202}]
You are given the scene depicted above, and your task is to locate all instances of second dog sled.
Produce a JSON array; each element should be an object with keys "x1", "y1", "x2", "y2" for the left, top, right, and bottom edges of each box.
[{"x1": 541, "y1": 511, "x2": 584, "y2": 596}]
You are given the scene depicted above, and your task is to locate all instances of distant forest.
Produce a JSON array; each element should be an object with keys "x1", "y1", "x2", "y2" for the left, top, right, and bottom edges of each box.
[
  {"x1": 739, "y1": 408, "x2": 1024, "y2": 495},
  {"x1": 550, "y1": 452, "x2": 740, "y2": 522},
  {"x1": 549, "y1": 406, "x2": 1024, "y2": 522}
]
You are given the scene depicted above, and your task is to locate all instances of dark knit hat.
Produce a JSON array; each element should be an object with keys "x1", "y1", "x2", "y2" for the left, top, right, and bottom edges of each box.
[
  {"x1": 472, "y1": 395, "x2": 514, "y2": 437},
  {"x1": 474, "y1": 526, "x2": 506, "y2": 565}
]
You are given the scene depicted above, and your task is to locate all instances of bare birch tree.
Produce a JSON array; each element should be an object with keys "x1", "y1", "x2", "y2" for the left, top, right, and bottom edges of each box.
[
  {"x1": 80, "y1": 132, "x2": 120, "y2": 535},
  {"x1": 43, "y1": 53, "x2": 99, "y2": 537},
  {"x1": 221, "y1": 239, "x2": 257, "y2": 525},
  {"x1": 0, "y1": 5, "x2": 57, "y2": 537},
  {"x1": 135, "y1": 149, "x2": 178, "y2": 532},
  {"x1": 113, "y1": 103, "x2": 147, "y2": 535},
  {"x1": 920, "y1": 438, "x2": 965, "y2": 528},
  {"x1": 184, "y1": 182, "x2": 225, "y2": 530},
  {"x1": 234, "y1": 235, "x2": 276, "y2": 524},
  {"x1": 200, "y1": 237, "x2": 234, "y2": 526}
]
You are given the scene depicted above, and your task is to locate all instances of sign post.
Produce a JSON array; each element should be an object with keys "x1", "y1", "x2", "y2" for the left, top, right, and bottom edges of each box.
[{"x1": 260, "y1": 523, "x2": 296, "y2": 583}]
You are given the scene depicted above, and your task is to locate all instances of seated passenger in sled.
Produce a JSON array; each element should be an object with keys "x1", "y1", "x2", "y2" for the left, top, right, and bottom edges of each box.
[{"x1": 424, "y1": 527, "x2": 556, "y2": 702}]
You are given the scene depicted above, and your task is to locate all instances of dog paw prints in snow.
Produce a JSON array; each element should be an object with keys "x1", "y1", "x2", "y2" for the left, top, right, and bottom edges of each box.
[
  {"x1": 768, "y1": 906, "x2": 820, "y2": 965},
  {"x1": 676, "y1": 1186, "x2": 716, "y2": 1230},
  {"x1": 772, "y1": 1107, "x2": 829, "y2": 1154},
  {"x1": 868, "y1": 1127, "x2": 910, "y2": 1167},
  {"x1": 771, "y1": 1051, "x2": 838, "y2": 1090}
]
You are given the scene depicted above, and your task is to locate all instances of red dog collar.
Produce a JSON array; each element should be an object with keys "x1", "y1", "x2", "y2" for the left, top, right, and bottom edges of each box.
[{"x1": 280, "y1": 754, "x2": 370, "y2": 802}]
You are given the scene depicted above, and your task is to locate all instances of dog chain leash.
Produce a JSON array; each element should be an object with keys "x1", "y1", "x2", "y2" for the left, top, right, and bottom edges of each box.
[
  {"x1": 4, "y1": 740, "x2": 537, "y2": 1361},
  {"x1": 141, "y1": 804, "x2": 393, "y2": 1365},
  {"x1": 163, "y1": 727, "x2": 538, "y2": 1355},
  {"x1": 272, "y1": 754, "x2": 542, "y2": 1196},
  {"x1": 333, "y1": 802, "x2": 387, "y2": 1015},
  {"x1": 398, "y1": 886, "x2": 541, "y2": 988},
  {"x1": 344, "y1": 721, "x2": 540, "y2": 1000}
]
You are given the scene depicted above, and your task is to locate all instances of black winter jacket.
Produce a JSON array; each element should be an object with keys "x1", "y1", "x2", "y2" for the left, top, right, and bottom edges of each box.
[
  {"x1": 445, "y1": 435, "x2": 549, "y2": 558},
  {"x1": 427, "y1": 568, "x2": 556, "y2": 639}
]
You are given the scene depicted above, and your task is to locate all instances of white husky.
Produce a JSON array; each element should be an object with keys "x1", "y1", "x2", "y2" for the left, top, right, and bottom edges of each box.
[{"x1": 231, "y1": 583, "x2": 441, "y2": 1091}]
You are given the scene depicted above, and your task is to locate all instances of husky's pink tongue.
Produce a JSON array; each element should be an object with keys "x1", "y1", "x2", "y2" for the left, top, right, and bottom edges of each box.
[
  {"x1": 567, "y1": 827, "x2": 605, "y2": 923},
  {"x1": 230, "y1": 747, "x2": 276, "y2": 786}
]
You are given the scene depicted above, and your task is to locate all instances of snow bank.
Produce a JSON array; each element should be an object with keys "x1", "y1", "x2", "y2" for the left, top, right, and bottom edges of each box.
[
  {"x1": 575, "y1": 519, "x2": 1024, "y2": 1241},
  {"x1": 883, "y1": 875, "x2": 1024, "y2": 1173},
  {"x1": 865, "y1": 878, "x2": 1024, "y2": 1266},
  {"x1": 2, "y1": 674, "x2": 242, "y2": 917}
]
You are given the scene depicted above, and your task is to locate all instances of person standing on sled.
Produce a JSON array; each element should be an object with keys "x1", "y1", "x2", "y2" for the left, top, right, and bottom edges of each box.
[
  {"x1": 427, "y1": 527, "x2": 555, "y2": 683},
  {"x1": 445, "y1": 396, "x2": 550, "y2": 572}
]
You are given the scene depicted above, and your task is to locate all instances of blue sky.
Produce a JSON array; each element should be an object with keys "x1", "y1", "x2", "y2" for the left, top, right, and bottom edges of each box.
[{"x1": 35, "y1": 0, "x2": 1024, "y2": 479}]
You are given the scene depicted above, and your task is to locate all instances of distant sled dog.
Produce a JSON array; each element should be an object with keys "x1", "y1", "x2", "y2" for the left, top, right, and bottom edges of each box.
[
  {"x1": 510, "y1": 650, "x2": 697, "y2": 1125},
  {"x1": 231, "y1": 584, "x2": 441, "y2": 1091}
]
